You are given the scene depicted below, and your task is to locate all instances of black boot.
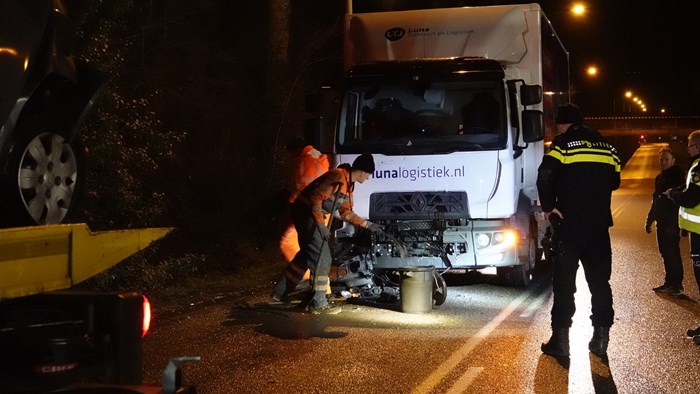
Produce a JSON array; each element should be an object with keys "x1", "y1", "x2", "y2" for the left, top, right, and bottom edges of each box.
[
  {"x1": 541, "y1": 327, "x2": 570, "y2": 358},
  {"x1": 589, "y1": 326, "x2": 610, "y2": 356},
  {"x1": 271, "y1": 275, "x2": 293, "y2": 302}
]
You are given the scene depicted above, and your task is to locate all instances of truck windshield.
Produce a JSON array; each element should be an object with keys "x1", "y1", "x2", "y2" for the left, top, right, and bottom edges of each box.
[{"x1": 338, "y1": 80, "x2": 506, "y2": 155}]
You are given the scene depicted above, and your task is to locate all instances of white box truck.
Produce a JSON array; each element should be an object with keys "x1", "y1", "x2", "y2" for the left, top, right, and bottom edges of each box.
[{"x1": 310, "y1": 4, "x2": 569, "y2": 288}]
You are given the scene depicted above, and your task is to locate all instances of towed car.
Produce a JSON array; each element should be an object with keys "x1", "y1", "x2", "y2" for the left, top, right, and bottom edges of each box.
[{"x1": 0, "y1": 0, "x2": 108, "y2": 226}]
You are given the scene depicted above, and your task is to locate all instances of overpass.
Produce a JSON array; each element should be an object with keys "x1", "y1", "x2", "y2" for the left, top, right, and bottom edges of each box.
[{"x1": 585, "y1": 115, "x2": 700, "y2": 138}]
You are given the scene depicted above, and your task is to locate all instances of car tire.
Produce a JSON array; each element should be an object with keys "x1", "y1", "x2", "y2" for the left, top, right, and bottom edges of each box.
[
  {"x1": 0, "y1": 122, "x2": 85, "y2": 226},
  {"x1": 432, "y1": 272, "x2": 447, "y2": 306}
]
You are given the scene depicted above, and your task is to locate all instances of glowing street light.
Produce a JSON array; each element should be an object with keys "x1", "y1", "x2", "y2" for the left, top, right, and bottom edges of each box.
[
  {"x1": 622, "y1": 91, "x2": 648, "y2": 113},
  {"x1": 586, "y1": 65, "x2": 598, "y2": 77},
  {"x1": 571, "y1": 3, "x2": 586, "y2": 17}
]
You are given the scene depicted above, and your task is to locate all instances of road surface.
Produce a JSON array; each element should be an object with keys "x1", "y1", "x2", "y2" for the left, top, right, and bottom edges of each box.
[{"x1": 143, "y1": 142, "x2": 700, "y2": 393}]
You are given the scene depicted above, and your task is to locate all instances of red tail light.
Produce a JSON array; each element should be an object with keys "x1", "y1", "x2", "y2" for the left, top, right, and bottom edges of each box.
[{"x1": 142, "y1": 294, "x2": 152, "y2": 338}]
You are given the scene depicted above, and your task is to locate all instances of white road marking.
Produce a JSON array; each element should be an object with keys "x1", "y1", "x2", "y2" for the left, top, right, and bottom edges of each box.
[
  {"x1": 444, "y1": 367, "x2": 484, "y2": 394},
  {"x1": 411, "y1": 288, "x2": 535, "y2": 394},
  {"x1": 520, "y1": 292, "x2": 547, "y2": 318},
  {"x1": 410, "y1": 150, "x2": 651, "y2": 393}
]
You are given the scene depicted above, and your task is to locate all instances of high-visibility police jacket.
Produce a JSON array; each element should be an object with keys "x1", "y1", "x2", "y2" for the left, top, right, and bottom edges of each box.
[
  {"x1": 289, "y1": 145, "x2": 330, "y2": 203},
  {"x1": 670, "y1": 155, "x2": 700, "y2": 234},
  {"x1": 297, "y1": 164, "x2": 369, "y2": 229},
  {"x1": 537, "y1": 124, "x2": 621, "y2": 229}
]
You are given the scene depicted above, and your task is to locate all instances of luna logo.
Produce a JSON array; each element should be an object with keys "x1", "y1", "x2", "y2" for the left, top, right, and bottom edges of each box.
[{"x1": 385, "y1": 27, "x2": 405, "y2": 41}]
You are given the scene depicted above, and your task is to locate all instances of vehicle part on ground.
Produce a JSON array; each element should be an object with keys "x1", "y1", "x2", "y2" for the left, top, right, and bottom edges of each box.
[
  {"x1": 330, "y1": 239, "x2": 448, "y2": 307},
  {"x1": 433, "y1": 272, "x2": 447, "y2": 306}
]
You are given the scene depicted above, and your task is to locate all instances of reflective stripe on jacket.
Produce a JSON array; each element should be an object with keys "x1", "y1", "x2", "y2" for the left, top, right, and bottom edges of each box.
[
  {"x1": 298, "y1": 165, "x2": 368, "y2": 228},
  {"x1": 537, "y1": 124, "x2": 621, "y2": 229},
  {"x1": 678, "y1": 157, "x2": 700, "y2": 233}
]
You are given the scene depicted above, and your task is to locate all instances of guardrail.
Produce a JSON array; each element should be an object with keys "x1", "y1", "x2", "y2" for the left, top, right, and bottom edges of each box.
[{"x1": 586, "y1": 116, "x2": 700, "y2": 136}]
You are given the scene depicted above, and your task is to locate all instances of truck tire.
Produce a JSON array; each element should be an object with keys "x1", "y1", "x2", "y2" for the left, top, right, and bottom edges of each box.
[
  {"x1": 0, "y1": 122, "x2": 85, "y2": 226},
  {"x1": 497, "y1": 264, "x2": 531, "y2": 287}
]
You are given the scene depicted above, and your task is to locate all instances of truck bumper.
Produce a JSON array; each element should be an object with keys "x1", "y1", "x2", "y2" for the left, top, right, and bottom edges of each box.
[{"x1": 372, "y1": 221, "x2": 520, "y2": 270}]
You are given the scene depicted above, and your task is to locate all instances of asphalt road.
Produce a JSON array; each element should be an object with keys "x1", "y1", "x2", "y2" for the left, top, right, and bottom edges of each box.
[{"x1": 142, "y1": 142, "x2": 700, "y2": 393}]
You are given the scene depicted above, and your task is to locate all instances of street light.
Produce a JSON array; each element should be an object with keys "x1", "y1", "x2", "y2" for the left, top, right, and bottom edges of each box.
[
  {"x1": 571, "y1": 3, "x2": 586, "y2": 17},
  {"x1": 586, "y1": 65, "x2": 598, "y2": 77},
  {"x1": 622, "y1": 91, "x2": 646, "y2": 113}
]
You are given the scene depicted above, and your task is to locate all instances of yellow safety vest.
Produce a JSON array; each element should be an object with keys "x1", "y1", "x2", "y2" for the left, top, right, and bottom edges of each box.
[{"x1": 679, "y1": 158, "x2": 700, "y2": 233}]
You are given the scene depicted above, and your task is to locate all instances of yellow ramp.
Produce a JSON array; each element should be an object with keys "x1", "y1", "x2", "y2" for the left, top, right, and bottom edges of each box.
[{"x1": 0, "y1": 223, "x2": 172, "y2": 300}]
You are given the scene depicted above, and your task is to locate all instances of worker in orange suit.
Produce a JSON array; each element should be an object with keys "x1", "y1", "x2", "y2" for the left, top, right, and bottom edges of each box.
[
  {"x1": 272, "y1": 154, "x2": 384, "y2": 314},
  {"x1": 279, "y1": 136, "x2": 330, "y2": 283}
]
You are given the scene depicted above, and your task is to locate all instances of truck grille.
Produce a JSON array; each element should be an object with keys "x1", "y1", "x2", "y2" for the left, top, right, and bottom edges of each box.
[{"x1": 369, "y1": 192, "x2": 469, "y2": 220}]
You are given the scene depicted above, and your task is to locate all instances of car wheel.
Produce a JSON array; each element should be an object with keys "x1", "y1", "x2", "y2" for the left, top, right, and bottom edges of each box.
[
  {"x1": 1, "y1": 126, "x2": 84, "y2": 226},
  {"x1": 432, "y1": 272, "x2": 447, "y2": 306}
]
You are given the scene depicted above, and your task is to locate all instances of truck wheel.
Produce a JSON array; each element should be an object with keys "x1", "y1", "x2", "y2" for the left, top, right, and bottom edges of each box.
[
  {"x1": 497, "y1": 264, "x2": 531, "y2": 287},
  {"x1": 433, "y1": 272, "x2": 447, "y2": 306},
  {"x1": 528, "y1": 238, "x2": 538, "y2": 270},
  {"x1": 0, "y1": 124, "x2": 84, "y2": 226}
]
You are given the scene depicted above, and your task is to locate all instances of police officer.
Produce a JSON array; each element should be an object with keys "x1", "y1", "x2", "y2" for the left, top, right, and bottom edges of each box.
[
  {"x1": 666, "y1": 130, "x2": 700, "y2": 344},
  {"x1": 537, "y1": 103, "x2": 621, "y2": 358}
]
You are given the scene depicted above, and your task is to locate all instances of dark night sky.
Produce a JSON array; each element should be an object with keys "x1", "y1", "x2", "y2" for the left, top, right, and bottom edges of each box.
[{"x1": 350, "y1": 0, "x2": 700, "y2": 116}]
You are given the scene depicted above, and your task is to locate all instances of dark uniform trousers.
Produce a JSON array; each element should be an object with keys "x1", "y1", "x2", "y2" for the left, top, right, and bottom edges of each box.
[
  {"x1": 552, "y1": 224, "x2": 614, "y2": 329},
  {"x1": 657, "y1": 225, "x2": 683, "y2": 288},
  {"x1": 273, "y1": 200, "x2": 332, "y2": 309},
  {"x1": 689, "y1": 232, "x2": 700, "y2": 294}
]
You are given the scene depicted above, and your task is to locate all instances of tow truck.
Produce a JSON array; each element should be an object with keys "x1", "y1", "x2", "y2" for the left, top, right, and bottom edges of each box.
[{"x1": 0, "y1": 223, "x2": 197, "y2": 393}]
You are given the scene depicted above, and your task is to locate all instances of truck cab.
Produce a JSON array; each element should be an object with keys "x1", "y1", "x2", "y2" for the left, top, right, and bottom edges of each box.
[{"x1": 311, "y1": 4, "x2": 569, "y2": 287}]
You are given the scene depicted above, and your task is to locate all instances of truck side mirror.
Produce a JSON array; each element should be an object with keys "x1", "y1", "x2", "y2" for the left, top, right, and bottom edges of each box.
[
  {"x1": 520, "y1": 85, "x2": 542, "y2": 106},
  {"x1": 304, "y1": 117, "x2": 335, "y2": 153},
  {"x1": 305, "y1": 93, "x2": 322, "y2": 113},
  {"x1": 522, "y1": 110, "x2": 544, "y2": 142},
  {"x1": 304, "y1": 118, "x2": 323, "y2": 147},
  {"x1": 305, "y1": 87, "x2": 338, "y2": 153}
]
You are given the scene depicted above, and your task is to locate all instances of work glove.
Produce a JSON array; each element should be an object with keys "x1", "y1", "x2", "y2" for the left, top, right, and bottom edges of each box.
[
  {"x1": 366, "y1": 221, "x2": 385, "y2": 234},
  {"x1": 644, "y1": 221, "x2": 652, "y2": 234},
  {"x1": 317, "y1": 224, "x2": 331, "y2": 240},
  {"x1": 681, "y1": 229, "x2": 689, "y2": 238}
]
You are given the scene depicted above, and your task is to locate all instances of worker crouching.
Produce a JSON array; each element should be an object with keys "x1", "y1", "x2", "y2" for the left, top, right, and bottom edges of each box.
[{"x1": 272, "y1": 153, "x2": 384, "y2": 314}]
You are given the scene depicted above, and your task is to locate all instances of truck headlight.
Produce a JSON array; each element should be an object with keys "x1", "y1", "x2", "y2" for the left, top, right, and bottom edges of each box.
[
  {"x1": 475, "y1": 229, "x2": 518, "y2": 250},
  {"x1": 476, "y1": 233, "x2": 490, "y2": 248},
  {"x1": 497, "y1": 230, "x2": 518, "y2": 248}
]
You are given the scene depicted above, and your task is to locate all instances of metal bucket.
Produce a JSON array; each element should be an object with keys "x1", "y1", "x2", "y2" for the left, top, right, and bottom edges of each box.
[{"x1": 398, "y1": 266, "x2": 434, "y2": 314}]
